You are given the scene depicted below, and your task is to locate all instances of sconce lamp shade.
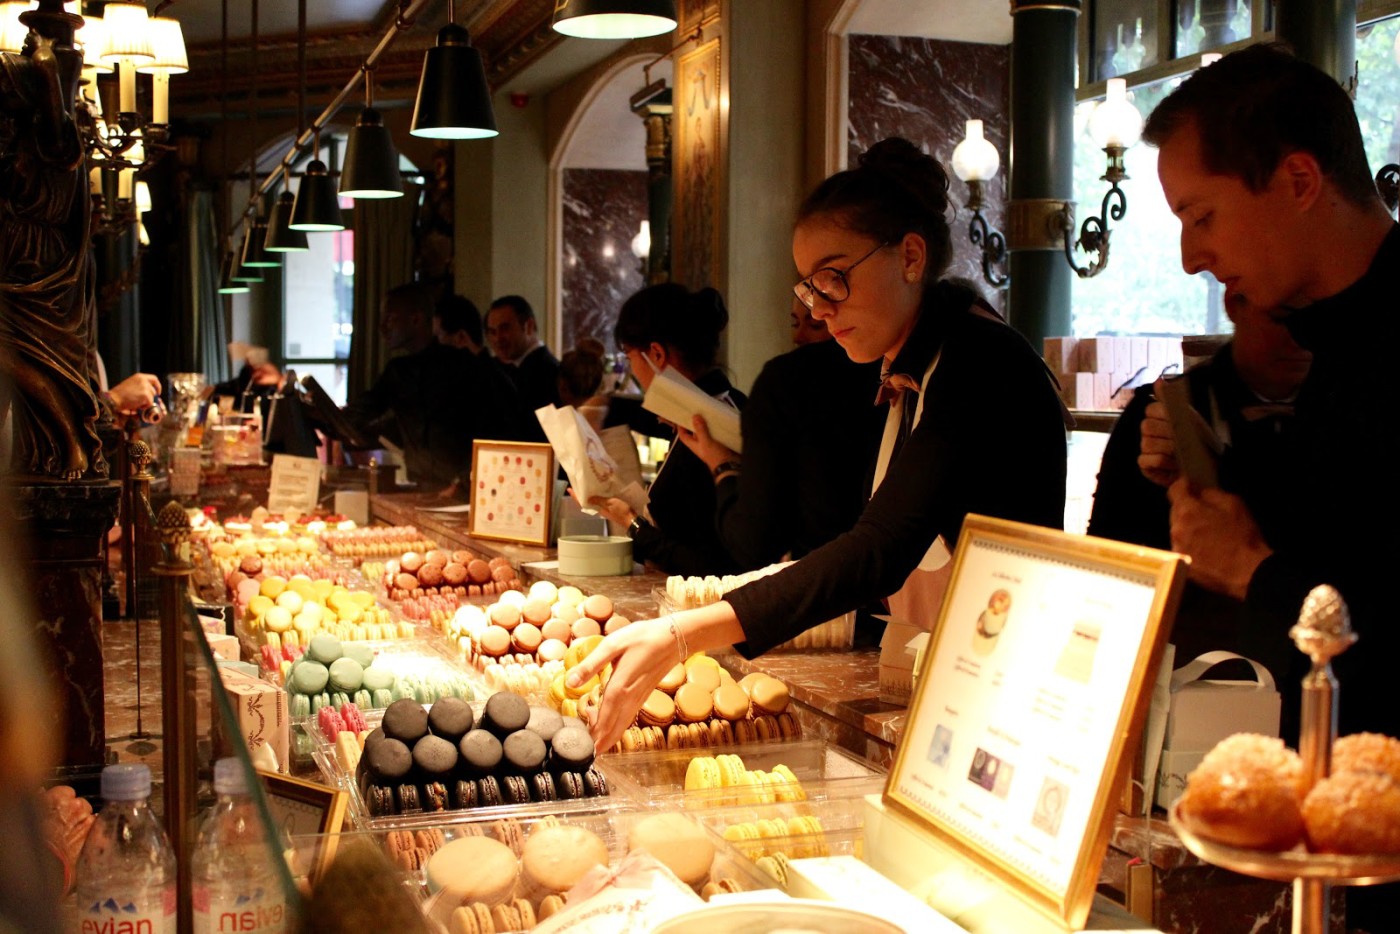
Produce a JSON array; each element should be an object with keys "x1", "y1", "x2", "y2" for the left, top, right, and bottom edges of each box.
[
  {"x1": 951, "y1": 120, "x2": 1001, "y2": 183},
  {"x1": 630, "y1": 220, "x2": 651, "y2": 260},
  {"x1": 1088, "y1": 78, "x2": 1143, "y2": 149},
  {"x1": 340, "y1": 107, "x2": 405, "y2": 199},
  {"x1": 552, "y1": 0, "x2": 677, "y2": 39},
  {"x1": 217, "y1": 251, "x2": 250, "y2": 294},
  {"x1": 135, "y1": 180, "x2": 152, "y2": 214},
  {"x1": 410, "y1": 24, "x2": 498, "y2": 140},
  {"x1": 241, "y1": 219, "x2": 279, "y2": 268},
  {"x1": 78, "y1": 14, "x2": 114, "y2": 73},
  {"x1": 136, "y1": 17, "x2": 189, "y2": 74},
  {"x1": 264, "y1": 191, "x2": 309, "y2": 252},
  {"x1": 99, "y1": 2, "x2": 154, "y2": 65},
  {"x1": 1, "y1": 2, "x2": 30, "y2": 53},
  {"x1": 231, "y1": 236, "x2": 264, "y2": 282},
  {"x1": 290, "y1": 159, "x2": 346, "y2": 231}
]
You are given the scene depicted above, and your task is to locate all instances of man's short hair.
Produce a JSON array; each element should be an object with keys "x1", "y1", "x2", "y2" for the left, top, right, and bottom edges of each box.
[
  {"x1": 1142, "y1": 43, "x2": 1378, "y2": 207},
  {"x1": 489, "y1": 295, "x2": 535, "y2": 325},
  {"x1": 385, "y1": 281, "x2": 437, "y2": 318},
  {"x1": 435, "y1": 294, "x2": 483, "y2": 346}
]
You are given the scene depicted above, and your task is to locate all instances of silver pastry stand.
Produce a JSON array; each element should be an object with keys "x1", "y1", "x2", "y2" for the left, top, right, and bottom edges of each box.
[{"x1": 1170, "y1": 585, "x2": 1400, "y2": 934}]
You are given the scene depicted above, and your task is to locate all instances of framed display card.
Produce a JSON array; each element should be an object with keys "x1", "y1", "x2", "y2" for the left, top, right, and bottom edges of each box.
[
  {"x1": 885, "y1": 515, "x2": 1186, "y2": 929},
  {"x1": 258, "y1": 769, "x2": 347, "y2": 883},
  {"x1": 468, "y1": 441, "x2": 556, "y2": 546}
]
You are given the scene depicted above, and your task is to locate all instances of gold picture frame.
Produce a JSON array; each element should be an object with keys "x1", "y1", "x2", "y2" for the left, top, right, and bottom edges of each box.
[
  {"x1": 257, "y1": 769, "x2": 348, "y2": 884},
  {"x1": 884, "y1": 515, "x2": 1186, "y2": 930},
  {"x1": 467, "y1": 440, "x2": 556, "y2": 547},
  {"x1": 677, "y1": 0, "x2": 719, "y2": 34},
  {"x1": 672, "y1": 36, "x2": 723, "y2": 289}
]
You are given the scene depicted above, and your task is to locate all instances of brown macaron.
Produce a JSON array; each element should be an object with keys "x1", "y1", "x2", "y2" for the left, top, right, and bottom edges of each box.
[
  {"x1": 467, "y1": 559, "x2": 493, "y2": 585},
  {"x1": 478, "y1": 625, "x2": 511, "y2": 657},
  {"x1": 639, "y1": 689, "x2": 677, "y2": 727},
  {"x1": 674, "y1": 683, "x2": 713, "y2": 724},
  {"x1": 582, "y1": 593, "x2": 614, "y2": 622},
  {"x1": 685, "y1": 664, "x2": 721, "y2": 694},
  {"x1": 712, "y1": 683, "x2": 750, "y2": 721},
  {"x1": 512, "y1": 622, "x2": 544, "y2": 654},
  {"x1": 667, "y1": 724, "x2": 689, "y2": 749},
  {"x1": 754, "y1": 715, "x2": 778, "y2": 742},
  {"x1": 749, "y1": 675, "x2": 790, "y2": 715},
  {"x1": 657, "y1": 662, "x2": 686, "y2": 695},
  {"x1": 540, "y1": 617, "x2": 572, "y2": 643},
  {"x1": 538, "y1": 895, "x2": 566, "y2": 921}
]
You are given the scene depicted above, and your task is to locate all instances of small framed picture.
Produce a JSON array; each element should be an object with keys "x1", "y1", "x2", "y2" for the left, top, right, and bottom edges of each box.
[
  {"x1": 884, "y1": 515, "x2": 1186, "y2": 930},
  {"x1": 258, "y1": 769, "x2": 347, "y2": 884},
  {"x1": 468, "y1": 441, "x2": 556, "y2": 547}
]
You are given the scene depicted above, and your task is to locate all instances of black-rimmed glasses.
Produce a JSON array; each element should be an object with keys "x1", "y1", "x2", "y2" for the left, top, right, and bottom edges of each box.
[{"x1": 792, "y1": 241, "x2": 891, "y2": 310}]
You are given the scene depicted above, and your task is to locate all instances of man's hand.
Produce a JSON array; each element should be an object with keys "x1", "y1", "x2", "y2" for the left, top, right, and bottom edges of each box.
[
  {"x1": 674, "y1": 414, "x2": 737, "y2": 474},
  {"x1": 1167, "y1": 479, "x2": 1273, "y2": 599},
  {"x1": 1138, "y1": 398, "x2": 1179, "y2": 488},
  {"x1": 587, "y1": 496, "x2": 637, "y2": 531},
  {"x1": 106, "y1": 373, "x2": 162, "y2": 418}
]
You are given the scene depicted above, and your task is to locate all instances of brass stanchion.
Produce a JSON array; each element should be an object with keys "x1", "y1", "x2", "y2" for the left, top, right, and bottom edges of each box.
[{"x1": 153, "y1": 502, "x2": 196, "y2": 934}]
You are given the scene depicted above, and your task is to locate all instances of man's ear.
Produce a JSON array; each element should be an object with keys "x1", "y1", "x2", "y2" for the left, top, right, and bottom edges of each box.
[{"x1": 1277, "y1": 150, "x2": 1325, "y2": 212}]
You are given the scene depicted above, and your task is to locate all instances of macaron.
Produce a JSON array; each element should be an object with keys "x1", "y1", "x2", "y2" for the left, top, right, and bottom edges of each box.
[
  {"x1": 502, "y1": 774, "x2": 532, "y2": 804},
  {"x1": 428, "y1": 696, "x2": 475, "y2": 742},
  {"x1": 639, "y1": 690, "x2": 677, "y2": 727},
  {"x1": 540, "y1": 618, "x2": 572, "y2": 643},
  {"x1": 712, "y1": 684, "x2": 749, "y2": 721},
  {"x1": 482, "y1": 691, "x2": 530, "y2": 738},
  {"x1": 362, "y1": 737, "x2": 412, "y2": 785},
  {"x1": 521, "y1": 825, "x2": 610, "y2": 896},
  {"x1": 604, "y1": 614, "x2": 631, "y2": 634},
  {"x1": 537, "y1": 638, "x2": 568, "y2": 663},
  {"x1": 526, "y1": 707, "x2": 564, "y2": 744},
  {"x1": 521, "y1": 598, "x2": 552, "y2": 626},
  {"x1": 583, "y1": 766, "x2": 609, "y2": 797},
  {"x1": 685, "y1": 756, "x2": 721, "y2": 791},
  {"x1": 512, "y1": 622, "x2": 543, "y2": 654},
  {"x1": 550, "y1": 726, "x2": 595, "y2": 773},
  {"x1": 658, "y1": 663, "x2": 686, "y2": 694},
  {"x1": 490, "y1": 603, "x2": 522, "y2": 631},
  {"x1": 570, "y1": 617, "x2": 603, "y2": 640},
  {"x1": 502, "y1": 730, "x2": 548, "y2": 774},
  {"x1": 306, "y1": 633, "x2": 344, "y2": 665},
  {"x1": 425, "y1": 837, "x2": 518, "y2": 903},
  {"x1": 458, "y1": 729, "x2": 503, "y2": 776},
  {"x1": 557, "y1": 771, "x2": 585, "y2": 799},
  {"x1": 342, "y1": 642, "x2": 375, "y2": 669},
  {"x1": 450, "y1": 779, "x2": 478, "y2": 809},
  {"x1": 553, "y1": 603, "x2": 582, "y2": 626},
  {"x1": 290, "y1": 660, "x2": 329, "y2": 695},
  {"x1": 685, "y1": 663, "x2": 721, "y2": 694},
  {"x1": 674, "y1": 683, "x2": 713, "y2": 723},
  {"x1": 478, "y1": 625, "x2": 511, "y2": 657},
  {"x1": 582, "y1": 593, "x2": 614, "y2": 622},
  {"x1": 531, "y1": 772, "x2": 557, "y2": 802},
  {"x1": 477, "y1": 775, "x2": 503, "y2": 807},
  {"x1": 328, "y1": 657, "x2": 364, "y2": 693},
  {"x1": 749, "y1": 675, "x2": 790, "y2": 715},
  {"x1": 381, "y1": 698, "x2": 429, "y2": 745},
  {"x1": 413, "y1": 734, "x2": 458, "y2": 778},
  {"x1": 626, "y1": 813, "x2": 714, "y2": 886}
]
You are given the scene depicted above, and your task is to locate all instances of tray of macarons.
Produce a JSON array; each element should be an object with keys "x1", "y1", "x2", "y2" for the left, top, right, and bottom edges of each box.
[
  {"x1": 683, "y1": 793, "x2": 870, "y2": 874},
  {"x1": 598, "y1": 741, "x2": 886, "y2": 811},
  {"x1": 286, "y1": 807, "x2": 776, "y2": 932},
  {"x1": 310, "y1": 690, "x2": 628, "y2": 831}
]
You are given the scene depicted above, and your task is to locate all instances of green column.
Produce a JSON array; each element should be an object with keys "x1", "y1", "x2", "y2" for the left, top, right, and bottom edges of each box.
[
  {"x1": 1276, "y1": 0, "x2": 1357, "y2": 90},
  {"x1": 1007, "y1": 1, "x2": 1080, "y2": 353}
]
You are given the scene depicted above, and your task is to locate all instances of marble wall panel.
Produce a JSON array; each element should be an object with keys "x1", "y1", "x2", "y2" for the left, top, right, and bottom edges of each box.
[
  {"x1": 848, "y1": 35, "x2": 1010, "y2": 309},
  {"x1": 561, "y1": 168, "x2": 649, "y2": 354}
]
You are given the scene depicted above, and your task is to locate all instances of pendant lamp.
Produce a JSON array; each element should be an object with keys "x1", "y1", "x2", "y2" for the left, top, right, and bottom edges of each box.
[
  {"x1": 410, "y1": 4, "x2": 497, "y2": 141},
  {"x1": 264, "y1": 191, "x2": 308, "y2": 252},
  {"x1": 290, "y1": 130, "x2": 345, "y2": 231},
  {"x1": 230, "y1": 234, "x2": 263, "y2": 283},
  {"x1": 552, "y1": 0, "x2": 677, "y2": 40},
  {"x1": 217, "y1": 250, "x2": 250, "y2": 294},
  {"x1": 341, "y1": 69, "x2": 403, "y2": 199},
  {"x1": 241, "y1": 215, "x2": 278, "y2": 268}
]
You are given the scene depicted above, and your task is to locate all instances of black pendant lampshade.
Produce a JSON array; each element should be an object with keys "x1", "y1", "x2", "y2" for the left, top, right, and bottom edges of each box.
[
  {"x1": 241, "y1": 216, "x2": 280, "y2": 267},
  {"x1": 551, "y1": 0, "x2": 677, "y2": 39},
  {"x1": 264, "y1": 191, "x2": 309, "y2": 252},
  {"x1": 410, "y1": 24, "x2": 498, "y2": 140},
  {"x1": 290, "y1": 158, "x2": 345, "y2": 231},
  {"x1": 217, "y1": 250, "x2": 250, "y2": 294},
  {"x1": 340, "y1": 107, "x2": 404, "y2": 199},
  {"x1": 231, "y1": 234, "x2": 264, "y2": 283}
]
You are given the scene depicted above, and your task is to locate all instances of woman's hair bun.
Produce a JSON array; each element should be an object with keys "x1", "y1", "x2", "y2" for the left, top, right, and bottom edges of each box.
[
  {"x1": 689, "y1": 287, "x2": 730, "y2": 334},
  {"x1": 858, "y1": 137, "x2": 950, "y2": 205}
]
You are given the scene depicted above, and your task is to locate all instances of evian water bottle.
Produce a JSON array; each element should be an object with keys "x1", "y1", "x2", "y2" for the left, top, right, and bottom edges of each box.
[
  {"x1": 73, "y1": 763, "x2": 176, "y2": 934},
  {"x1": 192, "y1": 758, "x2": 287, "y2": 934}
]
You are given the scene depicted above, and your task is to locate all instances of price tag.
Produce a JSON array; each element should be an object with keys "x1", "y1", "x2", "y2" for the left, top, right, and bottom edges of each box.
[{"x1": 268, "y1": 454, "x2": 321, "y2": 514}]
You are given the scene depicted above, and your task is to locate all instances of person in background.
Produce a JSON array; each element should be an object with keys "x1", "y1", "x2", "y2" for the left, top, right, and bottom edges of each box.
[
  {"x1": 789, "y1": 295, "x2": 830, "y2": 346},
  {"x1": 586, "y1": 284, "x2": 745, "y2": 576},
  {"x1": 100, "y1": 372, "x2": 163, "y2": 424},
  {"x1": 1088, "y1": 295, "x2": 1310, "y2": 665},
  {"x1": 557, "y1": 342, "x2": 611, "y2": 432},
  {"x1": 486, "y1": 295, "x2": 560, "y2": 416},
  {"x1": 344, "y1": 282, "x2": 527, "y2": 489},
  {"x1": 433, "y1": 294, "x2": 484, "y2": 355},
  {"x1": 572, "y1": 138, "x2": 1067, "y2": 752}
]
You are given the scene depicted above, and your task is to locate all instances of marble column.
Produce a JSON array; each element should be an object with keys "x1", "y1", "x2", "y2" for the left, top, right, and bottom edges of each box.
[{"x1": 7, "y1": 481, "x2": 122, "y2": 788}]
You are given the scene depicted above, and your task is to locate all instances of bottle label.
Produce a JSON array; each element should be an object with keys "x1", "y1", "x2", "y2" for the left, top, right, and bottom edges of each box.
[
  {"x1": 193, "y1": 886, "x2": 287, "y2": 934},
  {"x1": 78, "y1": 889, "x2": 176, "y2": 934}
]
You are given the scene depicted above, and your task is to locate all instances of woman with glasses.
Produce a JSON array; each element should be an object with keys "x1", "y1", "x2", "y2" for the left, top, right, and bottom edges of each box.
[
  {"x1": 570, "y1": 138, "x2": 1067, "y2": 752},
  {"x1": 584, "y1": 283, "x2": 745, "y2": 577}
]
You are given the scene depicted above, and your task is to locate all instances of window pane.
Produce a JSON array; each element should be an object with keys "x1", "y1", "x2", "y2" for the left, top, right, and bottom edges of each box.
[
  {"x1": 288, "y1": 363, "x2": 349, "y2": 407},
  {"x1": 1095, "y1": 0, "x2": 1160, "y2": 80},
  {"x1": 1071, "y1": 77, "x2": 1228, "y2": 337},
  {"x1": 1356, "y1": 16, "x2": 1400, "y2": 178},
  {"x1": 283, "y1": 228, "x2": 354, "y2": 362},
  {"x1": 1174, "y1": 0, "x2": 1254, "y2": 59}
]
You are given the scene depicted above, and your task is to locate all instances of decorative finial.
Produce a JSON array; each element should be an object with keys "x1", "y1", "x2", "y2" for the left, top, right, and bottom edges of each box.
[
  {"x1": 1289, "y1": 584, "x2": 1356, "y2": 663},
  {"x1": 155, "y1": 501, "x2": 191, "y2": 548}
]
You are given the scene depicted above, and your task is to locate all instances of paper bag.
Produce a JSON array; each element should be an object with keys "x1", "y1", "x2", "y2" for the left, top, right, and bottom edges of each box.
[{"x1": 536, "y1": 405, "x2": 647, "y2": 515}]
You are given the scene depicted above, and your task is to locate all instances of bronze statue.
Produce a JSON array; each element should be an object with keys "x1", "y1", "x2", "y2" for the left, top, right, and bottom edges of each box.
[{"x1": 0, "y1": 3, "x2": 108, "y2": 481}]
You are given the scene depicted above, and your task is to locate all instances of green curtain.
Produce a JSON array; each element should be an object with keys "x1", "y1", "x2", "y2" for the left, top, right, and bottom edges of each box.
[
  {"x1": 186, "y1": 189, "x2": 230, "y2": 384},
  {"x1": 348, "y1": 181, "x2": 421, "y2": 401}
]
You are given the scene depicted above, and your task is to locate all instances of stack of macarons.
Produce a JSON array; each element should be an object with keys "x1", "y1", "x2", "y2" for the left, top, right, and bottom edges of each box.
[
  {"x1": 720, "y1": 815, "x2": 829, "y2": 860},
  {"x1": 449, "y1": 582, "x2": 632, "y2": 672},
  {"x1": 286, "y1": 635, "x2": 477, "y2": 717},
  {"x1": 683, "y1": 754, "x2": 808, "y2": 807},
  {"x1": 355, "y1": 693, "x2": 608, "y2": 818},
  {"x1": 381, "y1": 549, "x2": 524, "y2": 605},
  {"x1": 320, "y1": 525, "x2": 436, "y2": 558}
]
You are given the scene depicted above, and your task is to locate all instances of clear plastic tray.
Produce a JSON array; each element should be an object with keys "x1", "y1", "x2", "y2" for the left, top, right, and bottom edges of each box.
[
  {"x1": 684, "y1": 795, "x2": 868, "y2": 865},
  {"x1": 598, "y1": 739, "x2": 885, "y2": 810},
  {"x1": 309, "y1": 703, "x2": 626, "y2": 831},
  {"x1": 283, "y1": 636, "x2": 483, "y2": 719},
  {"x1": 285, "y1": 809, "x2": 776, "y2": 931}
]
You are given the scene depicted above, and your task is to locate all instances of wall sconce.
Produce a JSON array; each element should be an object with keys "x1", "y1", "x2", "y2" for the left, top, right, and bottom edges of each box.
[
  {"x1": 552, "y1": 0, "x2": 677, "y2": 40},
  {"x1": 630, "y1": 220, "x2": 651, "y2": 275},
  {"x1": 951, "y1": 120, "x2": 1008, "y2": 289},
  {"x1": 1056, "y1": 78, "x2": 1143, "y2": 278}
]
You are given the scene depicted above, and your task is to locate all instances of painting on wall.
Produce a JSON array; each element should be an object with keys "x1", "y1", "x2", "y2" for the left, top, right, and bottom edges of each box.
[
  {"x1": 672, "y1": 37, "x2": 723, "y2": 290},
  {"x1": 678, "y1": 0, "x2": 719, "y2": 33}
]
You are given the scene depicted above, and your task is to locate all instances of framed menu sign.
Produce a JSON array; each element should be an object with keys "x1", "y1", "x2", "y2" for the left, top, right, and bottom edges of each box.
[
  {"x1": 468, "y1": 441, "x2": 556, "y2": 546},
  {"x1": 886, "y1": 515, "x2": 1186, "y2": 929}
]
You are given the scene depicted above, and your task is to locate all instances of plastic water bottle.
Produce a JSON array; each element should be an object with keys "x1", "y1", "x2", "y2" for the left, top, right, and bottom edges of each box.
[
  {"x1": 192, "y1": 758, "x2": 288, "y2": 934},
  {"x1": 74, "y1": 763, "x2": 176, "y2": 934}
]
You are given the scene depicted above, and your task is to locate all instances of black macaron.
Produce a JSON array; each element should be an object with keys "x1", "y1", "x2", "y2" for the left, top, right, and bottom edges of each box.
[
  {"x1": 450, "y1": 779, "x2": 478, "y2": 810},
  {"x1": 381, "y1": 699, "x2": 429, "y2": 745},
  {"x1": 482, "y1": 692, "x2": 530, "y2": 739},
  {"x1": 556, "y1": 771, "x2": 584, "y2": 800},
  {"x1": 413, "y1": 735, "x2": 458, "y2": 778},
  {"x1": 526, "y1": 707, "x2": 564, "y2": 744},
  {"x1": 395, "y1": 783, "x2": 422, "y2": 813},
  {"x1": 531, "y1": 772, "x2": 557, "y2": 802},
  {"x1": 458, "y1": 729, "x2": 503, "y2": 776},
  {"x1": 551, "y1": 726, "x2": 596, "y2": 773},
  {"x1": 502, "y1": 730, "x2": 547, "y2": 775},
  {"x1": 428, "y1": 697, "x2": 475, "y2": 743},
  {"x1": 366, "y1": 783, "x2": 396, "y2": 815},
  {"x1": 363, "y1": 737, "x2": 412, "y2": 784},
  {"x1": 561, "y1": 716, "x2": 588, "y2": 733},
  {"x1": 502, "y1": 774, "x2": 531, "y2": 805},
  {"x1": 423, "y1": 781, "x2": 448, "y2": 811},
  {"x1": 583, "y1": 767, "x2": 608, "y2": 797},
  {"x1": 477, "y1": 775, "x2": 502, "y2": 807}
]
